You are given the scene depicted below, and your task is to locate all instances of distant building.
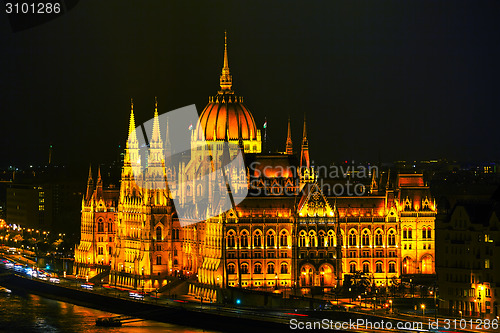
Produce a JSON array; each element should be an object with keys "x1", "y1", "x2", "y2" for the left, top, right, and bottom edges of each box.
[
  {"x1": 436, "y1": 200, "x2": 499, "y2": 319},
  {"x1": 6, "y1": 184, "x2": 53, "y2": 230}
]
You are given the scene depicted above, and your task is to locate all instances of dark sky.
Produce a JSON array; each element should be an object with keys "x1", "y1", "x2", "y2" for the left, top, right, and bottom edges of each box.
[{"x1": 1, "y1": 0, "x2": 499, "y2": 170}]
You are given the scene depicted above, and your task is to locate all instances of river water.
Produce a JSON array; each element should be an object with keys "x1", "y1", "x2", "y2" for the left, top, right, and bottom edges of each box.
[{"x1": 0, "y1": 289, "x2": 213, "y2": 332}]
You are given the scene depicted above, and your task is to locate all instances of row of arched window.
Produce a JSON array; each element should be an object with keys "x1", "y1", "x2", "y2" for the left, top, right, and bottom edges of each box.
[
  {"x1": 227, "y1": 229, "x2": 289, "y2": 248},
  {"x1": 349, "y1": 261, "x2": 397, "y2": 274},
  {"x1": 97, "y1": 219, "x2": 113, "y2": 233},
  {"x1": 227, "y1": 262, "x2": 289, "y2": 274},
  {"x1": 298, "y1": 229, "x2": 397, "y2": 247}
]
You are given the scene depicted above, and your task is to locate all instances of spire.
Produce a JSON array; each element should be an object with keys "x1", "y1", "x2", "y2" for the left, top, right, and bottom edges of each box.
[
  {"x1": 148, "y1": 97, "x2": 164, "y2": 165},
  {"x1": 96, "y1": 165, "x2": 103, "y2": 199},
  {"x1": 164, "y1": 116, "x2": 172, "y2": 158},
  {"x1": 85, "y1": 164, "x2": 94, "y2": 201},
  {"x1": 151, "y1": 97, "x2": 162, "y2": 144},
  {"x1": 127, "y1": 99, "x2": 139, "y2": 150},
  {"x1": 219, "y1": 31, "x2": 233, "y2": 91},
  {"x1": 286, "y1": 116, "x2": 293, "y2": 155},
  {"x1": 300, "y1": 114, "x2": 310, "y2": 169},
  {"x1": 371, "y1": 170, "x2": 378, "y2": 194}
]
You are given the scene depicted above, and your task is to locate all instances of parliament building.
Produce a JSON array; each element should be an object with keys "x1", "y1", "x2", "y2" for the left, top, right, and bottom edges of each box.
[{"x1": 74, "y1": 34, "x2": 436, "y2": 301}]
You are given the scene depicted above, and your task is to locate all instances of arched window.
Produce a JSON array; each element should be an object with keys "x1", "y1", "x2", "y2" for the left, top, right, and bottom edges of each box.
[
  {"x1": 227, "y1": 231, "x2": 235, "y2": 247},
  {"x1": 156, "y1": 226, "x2": 162, "y2": 241},
  {"x1": 376, "y1": 261, "x2": 383, "y2": 273},
  {"x1": 280, "y1": 231, "x2": 288, "y2": 247},
  {"x1": 309, "y1": 231, "x2": 316, "y2": 247},
  {"x1": 267, "y1": 262, "x2": 275, "y2": 274},
  {"x1": 173, "y1": 259, "x2": 178, "y2": 265},
  {"x1": 299, "y1": 231, "x2": 306, "y2": 247},
  {"x1": 427, "y1": 228, "x2": 432, "y2": 239},
  {"x1": 280, "y1": 263, "x2": 288, "y2": 274},
  {"x1": 363, "y1": 261, "x2": 370, "y2": 273},
  {"x1": 107, "y1": 221, "x2": 113, "y2": 233},
  {"x1": 254, "y1": 262, "x2": 262, "y2": 274},
  {"x1": 227, "y1": 263, "x2": 235, "y2": 274},
  {"x1": 348, "y1": 230, "x2": 357, "y2": 247},
  {"x1": 240, "y1": 263, "x2": 249, "y2": 274},
  {"x1": 254, "y1": 230, "x2": 262, "y2": 247},
  {"x1": 422, "y1": 227, "x2": 427, "y2": 239},
  {"x1": 97, "y1": 219, "x2": 104, "y2": 233},
  {"x1": 318, "y1": 231, "x2": 325, "y2": 247},
  {"x1": 327, "y1": 230, "x2": 335, "y2": 247},
  {"x1": 389, "y1": 261, "x2": 396, "y2": 273},
  {"x1": 241, "y1": 231, "x2": 248, "y2": 248},
  {"x1": 408, "y1": 227, "x2": 413, "y2": 239},
  {"x1": 156, "y1": 256, "x2": 162, "y2": 265},
  {"x1": 173, "y1": 248, "x2": 177, "y2": 256},
  {"x1": 362, "y1": 230, "x2": 370, "y2": 246},
  {"x1": 388, "y1": 229, "x2": 396, "y2": 246},
  {"x1": 403, "y1": 227, "x2": 407, "y2": 239},
  {"x1": 375, "y1": 230, "x2": 383, "y2": 246},
  {"x1": 266, "y1": 230, "x2": 275, "y2": 247},
  {"x1": 350, "y1": 262, "x2": 356, "y2": 273}
]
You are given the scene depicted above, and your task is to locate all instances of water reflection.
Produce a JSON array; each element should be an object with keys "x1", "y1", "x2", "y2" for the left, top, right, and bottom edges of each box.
[{"x1": 0, "y1": 291, "x2": 213, "y2": 332}]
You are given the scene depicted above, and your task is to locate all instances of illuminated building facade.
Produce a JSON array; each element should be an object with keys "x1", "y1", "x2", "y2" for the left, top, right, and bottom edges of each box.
[
  {"x1": 436, "y1": 201, "x2": 499, "y2": 319},
  {"x1": 74, "y1": 34, "x2": 436, "y2": 299}
]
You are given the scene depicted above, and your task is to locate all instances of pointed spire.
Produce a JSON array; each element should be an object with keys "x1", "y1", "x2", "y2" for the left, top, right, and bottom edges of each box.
[
  {"x1": 127, "y1": 99, "x2": 138, "y2": 146},
  {"x1": 151, "y1": 96, "x2": 162, "y2": 143},
  {"x1": 220, "y1": 31, "x2": 233, "y2": 91},
  {"x1": 96, "y1": 165, "x2": 103, "y2": 199},
  {"x1": 286, "y1": 116, "x2": 293, "y2": 155},
  {"x1": 164, "y1": 116, "x2": 172, "y2": 157},
  {"x1": 85, "y1": 164, "x2": 94, "y2": 201},
  {"x1": 300, "y1": 114, "x2": 310, "y2": 169},
  {"x1": 371, "y1": 170, "x2": 378, "y2": 194}
]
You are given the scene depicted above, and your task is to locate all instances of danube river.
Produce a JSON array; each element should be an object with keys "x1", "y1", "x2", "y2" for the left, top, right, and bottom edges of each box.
[{"x1": 0, "y1": 289, "x2": 215, "y2": 332}]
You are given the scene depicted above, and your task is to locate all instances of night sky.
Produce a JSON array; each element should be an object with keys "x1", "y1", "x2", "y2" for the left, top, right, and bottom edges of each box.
[{"x1": 1, "y1": 1, "x2": 499, "y2": 170}]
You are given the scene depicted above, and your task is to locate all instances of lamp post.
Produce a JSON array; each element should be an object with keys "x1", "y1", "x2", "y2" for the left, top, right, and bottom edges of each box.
[
  {"x1": 478, "y1": 286, "x2": 483, "y2": 318},
  {"x1": 389, "y1": 299, "x2": 393, "y2": 314},
  {"x1": 421, "y1": 304, "x2": 425, "y2": 319},
  {"x1": 275, "y1": 273, "x2": 278, "y2": 290}
]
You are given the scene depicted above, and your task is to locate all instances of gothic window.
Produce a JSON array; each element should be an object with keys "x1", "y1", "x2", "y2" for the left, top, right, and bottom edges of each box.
[
  {"x1": 156, "y1": 256, "x2": 162, "y2": 265},
  {"x1": 173, "y1": 248, "x2": 177, "y2": 256},
  {"x1": 327, "y1": 230, "x2": 335, "y2": 247},
  {"x1": 350, "y1": 262, "x2": 356, "y2": 273},
  {"x1": 254, "y1": 262, "x2": 262, "y2": 274},
  {"x1": 281, "y1": 263, "x2": 288, "y2": 274},
  {"x1": 388, "y1": 229, "x2": 396, "y2": 246},
  {"x1": 227, "y1": 263, "x2": 235, "y2": 274},
  {"x1": 318, "y1": 231, "x2": 325, "y2": 247},
  {"x1": 267, "y1": 262, "x2": 275, "y2": 274},
  {"x1": 240, "y1": 263, "x2": 249, "y2": 274},
  {"x1": 107, "y1": 221, "x2": 113, "y2": 233},
  {"x1": 408, "y1": 227, "x2": 413, "y2": 239},
  {"x1": 266, "y1": 230, "x2": 275, "y2": 247},
  {"x1": 299, "y1": 231, "x2": 306, "y2": 247},
  {"x1": 375, "y1": 229, "x2": 383, "y2": 246},
  {"x1": 348, "y1": 229, "x2": 357, "y2": 247},
  {"x1": 403, "y1": 228, "x2": 407, "y2": 239},
  {"x1": 362, "y1": 230, "x2": 370, "y2": 246},
  {"x1": 309, "y1": 231, "x2": 316, "y2": 247},
  {"x1": 254, "y1": 230, "x2": 262, "y2": 248},
  {"x1": 376, "y1": 261, "x2": 383, "y2": 273},
  {"x1": 227, "y1": 231, "x2": 235, "y2": 247},
  {"x1": 363, "y1": 261, "x2": 370, "y2": 273},
  {"x1": 422, "y1": 227, "x2": 427, "y2": 239},
  {"x1": 173, "y1": 259, "x2": 178, "y2": 265},
  {"x1": 427, "y1": 228, "x2": 432, "y2": 239},
  {"x1": 97, "y1": 219, "x2": 104, "y2": 233},
  {"x1": 280, "y1": 230, "x2": 288, "y2": 247},
  {"x1": 241, "y1": 231, "x2": 249, "y2": 248},
  {"x1": 156, "y1": 226, "x2": 162, "y2": 241},
  {"x1": 389, "y1": 262, "x2": 396, "y2": 273}
]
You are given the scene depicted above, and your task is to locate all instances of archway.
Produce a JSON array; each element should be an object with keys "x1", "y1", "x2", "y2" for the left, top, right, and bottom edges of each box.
[
  {"x1": 402, "y1": 256, "x2": 415, "y2": 275},
  {"x1": 421, "y1": 254, "x2": 433, "y2": 274},
  {"x1": 300, "y1": 264, "x2": 315, "y2": 287},
  {"x1": 318, "y1": 264, "x2": 335, "y2": 287}
]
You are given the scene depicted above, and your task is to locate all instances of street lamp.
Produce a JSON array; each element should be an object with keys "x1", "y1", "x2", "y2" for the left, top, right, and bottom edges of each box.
[
  {"x1": 421, "y1": 304, "x2": 425, "y2": 318},
  {"x1": 389, "y1": 299, "x2": 393, "y2": 314},
  {"x1": 275, "y1": 273, "x2": 278, "y2": 290}
]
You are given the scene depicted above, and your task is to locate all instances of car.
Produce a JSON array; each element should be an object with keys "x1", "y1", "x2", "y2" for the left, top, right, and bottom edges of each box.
[
  {"x1": 81, "y1": 284, "x2": 94, "y2": 290},
  {"x1": 129, "y1": 292, "x2": 144, "y2": 300},
  {"x1": 49, "y1": 278, "x2": 60, "y2": 283}
]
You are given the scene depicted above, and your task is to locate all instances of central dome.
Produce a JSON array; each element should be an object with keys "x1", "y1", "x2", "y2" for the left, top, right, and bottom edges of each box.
[
  {"x1": 194, "y1": 32, "x2": 261, "y2": 153},
  {"x1": 197, "y1": 95, "x2": 258, "y2": 141}
]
